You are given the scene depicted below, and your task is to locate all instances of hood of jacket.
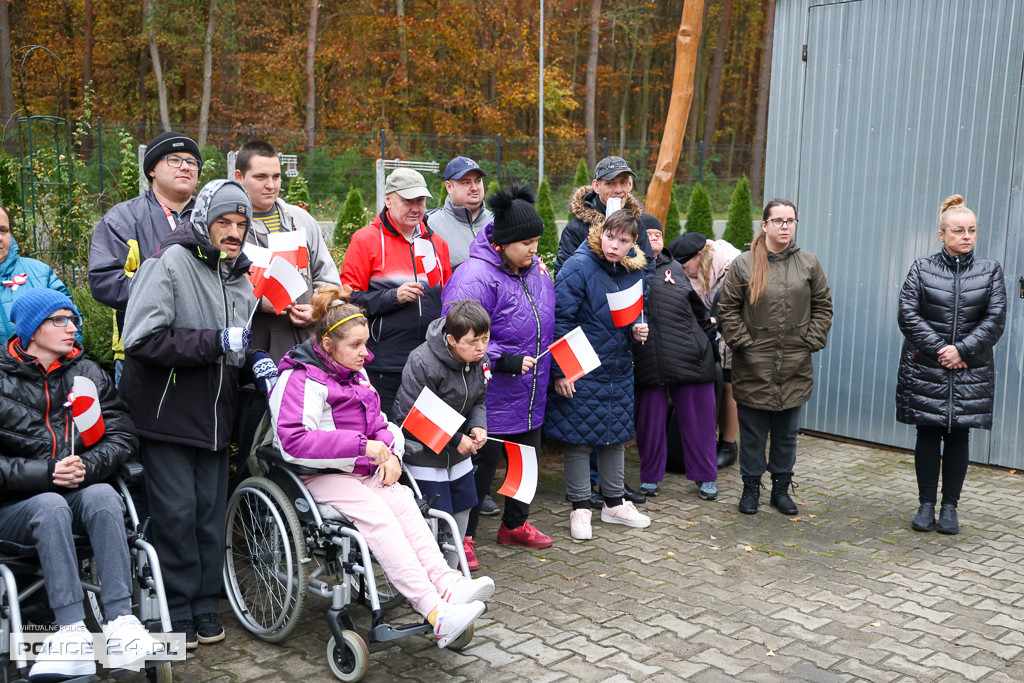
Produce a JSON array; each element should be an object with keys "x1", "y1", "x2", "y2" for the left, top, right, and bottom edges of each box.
[
  {"x1": 568, "y1": 185, "x2": 643, "y2": 226},
  {"x1": 163, "y1": 178, "x2": 253, "y2": 279},
  {"x1": 423, "y1": 316, "x2": 485, "y2": 372},
  {"x1": 583, "y1": 222, "x2": 647, "y2": 272},
  {"x1": 0, "y1": 235, "x2": 20, "y2": 277},
  {"x1": 279, "y1": 337, "x2": 377, "y2": 387}
]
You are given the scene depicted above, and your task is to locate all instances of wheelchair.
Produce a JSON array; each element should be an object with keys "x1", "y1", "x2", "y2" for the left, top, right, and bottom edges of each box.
[
  {"x1": 0, "y1": 462, "x2": 174, "y2": 683},
  {"x1": 223, "y1": 441, "x2": 475, "y2": 682}
]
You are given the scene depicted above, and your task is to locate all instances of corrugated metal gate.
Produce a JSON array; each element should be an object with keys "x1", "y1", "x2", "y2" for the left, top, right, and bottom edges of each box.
[{"x1": 763, "y1": 0, "x2": 1024, "y2": 466}]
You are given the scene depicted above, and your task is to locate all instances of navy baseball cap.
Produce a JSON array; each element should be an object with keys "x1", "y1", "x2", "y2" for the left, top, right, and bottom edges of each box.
[{"x1": 444, "y1": 156, "x2": 487, "y2": 181}]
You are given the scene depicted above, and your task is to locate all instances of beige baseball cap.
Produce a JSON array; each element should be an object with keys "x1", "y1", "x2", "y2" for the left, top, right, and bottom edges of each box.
[{"x1": 384, "y1": 168, "x2": 433, "y2": 200}]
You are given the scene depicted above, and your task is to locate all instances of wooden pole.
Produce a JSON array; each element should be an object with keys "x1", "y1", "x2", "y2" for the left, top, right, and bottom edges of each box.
[{"x1": 644, "y1": 1, "x2": 705, "y2": 226}]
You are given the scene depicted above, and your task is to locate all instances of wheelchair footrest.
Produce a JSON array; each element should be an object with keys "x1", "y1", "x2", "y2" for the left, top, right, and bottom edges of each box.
[{"x1": 367, "y1": 620, "x2": 432, "y2": 643}]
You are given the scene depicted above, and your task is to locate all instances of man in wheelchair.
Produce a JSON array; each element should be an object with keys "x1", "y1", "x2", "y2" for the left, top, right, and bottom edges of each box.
[{"x1": 0, "y1": 290, "x2": 161, "y2": 680}]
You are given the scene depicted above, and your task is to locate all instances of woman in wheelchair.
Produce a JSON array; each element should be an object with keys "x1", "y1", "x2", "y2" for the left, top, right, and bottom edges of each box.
[
  {"x1": 268, "y1": 285, "x2": 494, "y2": 648},
  {"x1": 0, "y1": 290, "x2": 162, "y2": 680}
]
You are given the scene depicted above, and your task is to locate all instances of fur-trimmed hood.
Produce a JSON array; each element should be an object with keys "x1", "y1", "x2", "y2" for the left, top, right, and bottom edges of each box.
[
  {"x1": 568, "y1": 185, "x2": 643, "y2": 228},
  {"x1": 584, "y1": 222, "x2": 647, "y2": 272}
]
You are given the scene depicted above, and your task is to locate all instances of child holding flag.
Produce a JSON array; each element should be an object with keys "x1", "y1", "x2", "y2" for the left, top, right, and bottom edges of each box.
[
  {"x1": 270, "y1": 286, "x2": 493, "y2": 649},
  {"x1": 545, "y1": 210, "x2": 651, "y2": 540},
  {"x1": 393, "y1": 300, "x2": 491, "y2": 563}
]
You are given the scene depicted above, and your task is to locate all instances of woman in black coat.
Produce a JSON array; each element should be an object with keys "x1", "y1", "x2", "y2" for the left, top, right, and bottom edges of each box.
[{"x1": 896, "y1": 194, "x2": 1006, "y2": 535}]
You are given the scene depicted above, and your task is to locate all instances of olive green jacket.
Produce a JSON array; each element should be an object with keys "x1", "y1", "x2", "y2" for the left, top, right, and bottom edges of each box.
[{"x1": 718, "y1": 243, "x2": 833, "y2": 411}]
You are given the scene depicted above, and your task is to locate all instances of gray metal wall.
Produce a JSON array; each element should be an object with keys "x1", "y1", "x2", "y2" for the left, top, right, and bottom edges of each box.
[{"x1": 763, "y1": 0, "x2": 1024, "y2": 466}]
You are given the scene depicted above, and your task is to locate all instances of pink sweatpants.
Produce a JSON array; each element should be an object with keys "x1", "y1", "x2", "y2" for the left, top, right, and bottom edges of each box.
[{"x1": 303, "y1": 472, "x2": 460, "y2": 617}]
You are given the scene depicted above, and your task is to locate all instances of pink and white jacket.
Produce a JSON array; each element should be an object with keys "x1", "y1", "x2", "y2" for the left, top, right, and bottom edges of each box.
[{"x1": 269, "y1": 340, "x2": 404, "y2": 475}]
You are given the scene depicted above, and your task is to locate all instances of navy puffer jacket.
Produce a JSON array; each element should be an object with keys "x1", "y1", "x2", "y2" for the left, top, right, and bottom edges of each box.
[
  {"x1": 896, "y1": 249, "x2": 1005, "y2": 429},
  {"x1": 633, "y1": 252, "x2": 717, "y2": 388},
  {"x1": 442, "y1": 224, "x2": 555, "y2": 434},
  {"x1": 544, "y1": 227, "x2": 646, "y2": 445}
]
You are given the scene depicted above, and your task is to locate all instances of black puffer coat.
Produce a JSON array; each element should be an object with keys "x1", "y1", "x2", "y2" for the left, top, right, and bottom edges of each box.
[
  {"x1": 634, "y1": 252, "x2": 718, "y2": 388},
  {"x1": 0, "y1": 339, "x2": 137, "y2": 506},
  {"x1": 896, "y1": 249, "x2": 1006, "y2": 429}
]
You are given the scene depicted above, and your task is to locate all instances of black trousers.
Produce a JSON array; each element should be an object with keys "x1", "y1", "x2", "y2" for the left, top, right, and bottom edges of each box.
[
  {"x1": 367, "y1": 370, "x2": 404, "y2": 422},
  {"x1": 914, "y1": 425, "x2": 970, "y2": 507},
  {"x1": 465, "y1": 428, "x2": 538, "y2": 537},
  {"x1": 140, "y1": 438, "x2": 228, "y2": 622}
]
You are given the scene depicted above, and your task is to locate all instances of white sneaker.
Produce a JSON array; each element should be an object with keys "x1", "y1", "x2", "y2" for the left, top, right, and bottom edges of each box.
[
  {"x1": 443, "y1": 576, "x2": 495, "y2": 605},
  {"x1": 601, "y1": 500, "x2": 651, "y2": 528},
  {"x1": 28, "y1": 623, "x2": 96, "y2": 680},
  {"x1": 570, "y1": 508, "x2": 593, "y2": 540},
  {"x1": 104, "y1": 614, "x2": 165, "y2": 671},
  {"x1": 433, "y1": 599, "x2": 485, "y2": 649}
]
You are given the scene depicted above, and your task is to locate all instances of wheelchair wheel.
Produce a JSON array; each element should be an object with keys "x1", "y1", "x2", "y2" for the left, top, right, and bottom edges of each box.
[
  {"x1": 446, "y1": 622, "x2": 474, "y2": 651},
  {"x1": 81, "y1": 557, "x2": 104, "y2": 632},
  {"x1": 223, "y1": 477, "x2": 307, "y2": 642},
  {"x1": 327, "y1": 630, "x2": 369, "y2": 682}
]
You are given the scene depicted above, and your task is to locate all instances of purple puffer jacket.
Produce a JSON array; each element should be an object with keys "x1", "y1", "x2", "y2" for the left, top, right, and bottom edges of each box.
[
  {"x1": 270, "y1": 340, "x2": 400, "y2": 475},
  {"x1": 442, "y1": 223, "x2": 556, "y2": 434}
]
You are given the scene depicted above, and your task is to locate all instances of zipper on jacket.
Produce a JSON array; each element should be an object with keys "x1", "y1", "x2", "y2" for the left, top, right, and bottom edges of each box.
[
  {"x1": 519, "y1": 276, "x2": 542, "y2": 431},
  {"x1": 460, "y1": 364, "x2": 470, "y2": 413},
  {"x1": 948, "y1": 256, "x2": 961, "y2": 431},
  {"x1": 43, "y1": 378, "x2": 57, "y2": 459},
  {"x1": 213, "y1": 273, "x2": 231, "y2": 451},
  {"x1": 156, "y1": 368, "x2": 175, "y2": 419}
]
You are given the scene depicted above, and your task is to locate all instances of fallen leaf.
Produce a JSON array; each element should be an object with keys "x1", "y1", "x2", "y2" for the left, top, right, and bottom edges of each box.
[
  {"x1": 870, "y1": 622, "x2": 881, "y2": 627},
  {"x1": 598, "y1": 573, "x2": 607, "y2": 578},
  {"x1": 710, "y1": 546, "x2": 721, "y2": 550},
  {"x1": 539, "y1": 558, "x2": 547, "y2": 563},
  {"x1": 744, "y1": 545, "x2": 753, "y2": 552},
  {"x1": 686, "y1": 521, "x2": 695, "y2": 526},
  {"x1": 710, "y1": 535, "x2": 717, "y2": 540},
  {"x1": 666, "y1": 551, "x2": 675, "y2": 557},
  {"x1": 808, "y1": 514, "x2": 817, "y2": 518},
  {"x1": 1011, "y1": 469, "x2": 1018, "y2": 474},
  {"x1": 766, "y1": 650, "x2": 775, "y2": 657}
]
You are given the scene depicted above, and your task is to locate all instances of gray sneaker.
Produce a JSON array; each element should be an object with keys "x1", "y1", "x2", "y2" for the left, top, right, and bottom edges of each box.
[
  {"x1": 698, "y1": 481, "x2": 718, "y2": 500},
  {"x1": 480, "y1": 494, "x2": 500, "y2": 516}
]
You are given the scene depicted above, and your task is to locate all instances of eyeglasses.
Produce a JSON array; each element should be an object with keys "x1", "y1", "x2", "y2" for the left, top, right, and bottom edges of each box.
[
  {"x1": 163, "y1": 154, "x2": 200, "y2": 171},
  {"x1": 43, "y1": 314, "x2": 83, "y2": 328},
  {"x1": 767, "y1": 218, "x2": 799, "y2": 228},
  {"x1": 947, "y1": 227, "x2": 977, "y2": 236}
]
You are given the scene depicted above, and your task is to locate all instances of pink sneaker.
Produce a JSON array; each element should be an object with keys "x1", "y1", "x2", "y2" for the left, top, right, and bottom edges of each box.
[
  {"x1": 496, "y1": 522, "x2": 553, "y2": 548},
  {"x1": 600, "y1": 501, "x2": 651, "y2": 528},
  {"x1": 462, "y1": 536, "x2": 479, "y2": 571},
  {"x1": 570, "y1": 508, "x2": 593, "y2": 540}
]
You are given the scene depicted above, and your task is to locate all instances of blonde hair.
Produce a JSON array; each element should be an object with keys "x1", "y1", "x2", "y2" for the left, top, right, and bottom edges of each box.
[
  {"x1": 937, "y1": 194, "x2": 976, "y2": 239},
  {"x1": 693, "y1": 242, "x2": 715, "y2": 296},
  {"x1": 311, "y1": 285, "x2": 366, "y2": 342}
]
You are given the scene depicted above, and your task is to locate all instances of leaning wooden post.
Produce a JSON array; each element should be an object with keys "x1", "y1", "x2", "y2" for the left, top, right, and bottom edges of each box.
[{"x1": 645, "y1": 1, "x2": 705, "y2": 226}]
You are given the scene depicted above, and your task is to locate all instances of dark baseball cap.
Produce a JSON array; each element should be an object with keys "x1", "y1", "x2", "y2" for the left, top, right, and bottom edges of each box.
[
  {"x1": 444, "y1": 156, "x2": 487, "y2": 181},
  {"x1": 594, "y1": 156, "x2": 636, "y2": 181}
]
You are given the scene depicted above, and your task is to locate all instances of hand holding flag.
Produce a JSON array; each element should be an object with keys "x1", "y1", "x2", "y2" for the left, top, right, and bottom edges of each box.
[
  {"x1": 400, "y1": 387, "x2": 467, "y2": 454},
  {"x1": 544, "y1": 326, "x2": 601, "y2": 383}
]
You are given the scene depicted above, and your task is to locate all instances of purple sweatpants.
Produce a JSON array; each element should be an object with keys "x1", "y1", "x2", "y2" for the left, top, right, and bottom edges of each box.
[{"x1": 634, "y1": 382, "x2": 717, "y2": 484}]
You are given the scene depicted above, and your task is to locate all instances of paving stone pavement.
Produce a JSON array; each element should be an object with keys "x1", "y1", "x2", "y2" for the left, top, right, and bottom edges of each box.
[{"x1": 105, "y1": 435, "x2": 1024, "y2": 682}]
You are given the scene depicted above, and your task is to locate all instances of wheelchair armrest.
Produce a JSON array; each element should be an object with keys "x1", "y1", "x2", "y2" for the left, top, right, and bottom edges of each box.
[
  {"x1": 120, "y1": 460, "x2": 144, "y2": 480},
  {"x1": 404, "y1": 440, "x2": 424, "y2": 458}
]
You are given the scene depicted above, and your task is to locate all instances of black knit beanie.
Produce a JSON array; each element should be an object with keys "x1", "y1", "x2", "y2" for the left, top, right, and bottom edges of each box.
[
  {"x1": 488, "y1": 185, "x2": 546, "y2": 245},
  {"x1": 143, "y1": 131, "x2": 202, "y2": 179}
]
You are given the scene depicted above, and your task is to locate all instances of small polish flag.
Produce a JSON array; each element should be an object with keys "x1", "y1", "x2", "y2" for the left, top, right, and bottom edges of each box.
[
  {"x1": 253, "y1": 256, "x2": 307, "y2": 314},
  {"x1": 606, "y1": 279, "x2": 644, "y2": 327},
  {"x1": 413, "y1": 238, "x2": 442, "y2": 288},
  {"x1": 401, "y1": 387, "x2": 466, "y2": 454},
  {"x1": 242, "y1": 243, "x2": 274, "y2": 286},
  {"x1": 548, "y1": 326, "x2": 601, "y2": 383},
  {"x1": 66, "y1": 376, "x2": 105, "y2": 447},
  {"x1": 267, "y1": 228, "x2": 309, "y2": 269},
  {"x1": 497, "y1": 441, "x2": 538, "y2": 504}
]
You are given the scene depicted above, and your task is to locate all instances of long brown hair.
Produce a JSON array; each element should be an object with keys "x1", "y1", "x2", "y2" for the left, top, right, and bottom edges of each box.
[
  {"x1": 748, "y1": 198, "x2": 797, "y2": 305},
  {"x1": 311, "y1": 285, "x2": 367, "y2": 354}
]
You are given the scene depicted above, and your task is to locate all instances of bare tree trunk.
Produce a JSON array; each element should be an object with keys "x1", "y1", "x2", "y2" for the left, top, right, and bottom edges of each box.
[
  {"x1": 143, "y1": 0, "x2": 171, "y2": 132},
  {"x1": 0, "y1": 0, "x2": 15, "y2": 152},
  {"x1": 396, "y1": 0, "x2": 408, "y2": 137},
  {"x1": 198, "y1": 0, "x2": 218, "y2": 148},
  {"x1": 750, "y1": 0, "x2": 776, "y2": 205},
  {"x1": 644, "y1": 0, "x2": 705, "y2": 225},
  {"x1": 617, "y1": 24, "x2": 638, "y2": 157},
  {"x1": 703, "y1": 0, "x2": 733, "y2": 150},
  {"x1": 304, "y1": 0, "x2": 320, "y2": 153},
  {"x1": 584, "y1": 0, "x2": 601, "y2": 168},
  {"x1": 638, "y1": 26, "x2": 651, "y2": 155},
  {"x1": 83, "y1": 0, "x2": 94, "y2": 96}
]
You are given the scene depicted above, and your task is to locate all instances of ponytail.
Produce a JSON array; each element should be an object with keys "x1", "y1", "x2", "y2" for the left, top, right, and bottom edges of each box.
[{"x1": 311, "y1": 285, "x2": 366, "y2": 340}]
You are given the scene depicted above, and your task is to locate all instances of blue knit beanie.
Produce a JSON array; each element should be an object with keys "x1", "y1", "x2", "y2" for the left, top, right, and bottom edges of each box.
[{"x1": 9, "y1": 289, "x2": 81, "y2": 348}]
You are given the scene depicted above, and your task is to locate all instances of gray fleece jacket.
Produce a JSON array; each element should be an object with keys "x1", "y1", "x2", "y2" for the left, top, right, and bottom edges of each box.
[{"x1": 426, "y1": 197, "x2": 494, "y2": 268}]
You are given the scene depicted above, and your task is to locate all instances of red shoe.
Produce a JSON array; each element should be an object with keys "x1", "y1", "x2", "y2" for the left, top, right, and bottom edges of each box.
[
  {"x1": 462, "y1": 536, "x2": 479, "y2": 571},
  {"x1": 496, "y1": 521, "x2": 553, "y2": 548}
]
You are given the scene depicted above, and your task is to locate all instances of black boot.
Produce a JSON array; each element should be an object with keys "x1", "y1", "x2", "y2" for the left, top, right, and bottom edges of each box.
[
  {"x1": 738, "y1": 476, "x2": 762, "y2": 514},
  {"x1": 936, "y1": 503, "x2": 959, "y2": 535},
  {"x1": 911, "y1": 502, "x2": 936, "y2": 532},
  {"x1": 717, "y1": 440, "x2": 738, "y2": 469},
  {"x1": 770, "y1": 474, "x2": 798, "y2": 515}
]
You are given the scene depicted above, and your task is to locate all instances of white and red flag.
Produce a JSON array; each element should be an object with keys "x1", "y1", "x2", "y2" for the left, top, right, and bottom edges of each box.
[
  {"x1": 267, "y1": 228, "x2": 309, "y2": 269},
  {"x1": 497, "y1": 441, "x2": 538, "y2": 504},
  {"x1": 242, "y1": 243, "x2": 274, "y2": 286},
  {"x1": 252, "y1": 256, "x2": 307, "y2": 314},
  {"x1": 400, "y1": 387, "x2": 466, "y2": 454},
  {"x1": 547, "y1": 326, "x2": 601, "y2": 383},
  {"x1": 413, "y1": 237, "x2": 442, "y2": 288},
  {"x1": 606, "y1": 279, "x2": 644, "y2": 327},
  {"x1": 66, "y1": 376, "x2": 105, "y2": 447}
]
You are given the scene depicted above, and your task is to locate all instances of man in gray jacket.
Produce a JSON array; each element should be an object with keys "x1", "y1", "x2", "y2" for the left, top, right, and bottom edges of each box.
[
  {"x1": 234, "y1": 140, "x2": 341, "y2": 361},
  {"x1": 426, "y1": 156, "x2": 493, "y2": 268}
]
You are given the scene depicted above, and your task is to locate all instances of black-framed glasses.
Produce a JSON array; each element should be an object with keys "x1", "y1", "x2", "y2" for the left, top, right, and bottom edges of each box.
[
  {"x1": 43, "y1": 314, "x2": 83, "y2": 328},
  {"x1": 163, "y1": 154, "x2": 200, "y2": 171},
  {"x1": 767, "y1": 218, "x2": 799, "y2": 228}
]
